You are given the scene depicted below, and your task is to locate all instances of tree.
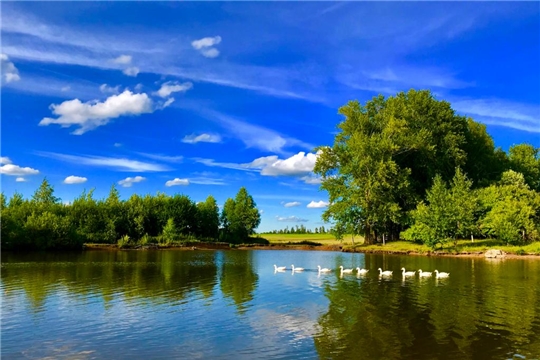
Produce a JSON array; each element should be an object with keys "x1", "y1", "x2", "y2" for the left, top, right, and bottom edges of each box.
[
  {"x1": 196, "y1": 195, "x2": 220, "y2": 240},
  {"x1": 315, "y1": 90, "x2": 472, "y2": 244},
  {"x1": 402, "y1": 169, "x2": 477, "y2": 249},
  {"x1": 32, "y1": 178, "x2": 59, "y2": 205},
  {"x1": 220, "y1": 188, "x2": 261, "y2": 242},
  {"x1": 508, "y1": 143, "x2": 540, "y2": 192}
]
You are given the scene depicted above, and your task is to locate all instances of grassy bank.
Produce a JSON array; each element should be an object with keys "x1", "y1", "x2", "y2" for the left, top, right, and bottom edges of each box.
[
  {"x1": 345, "y1": 239, "x2": 540, "y2": 256},
  {"x1": 259, "y1": 234, "x2": 540, "y2": 256}
]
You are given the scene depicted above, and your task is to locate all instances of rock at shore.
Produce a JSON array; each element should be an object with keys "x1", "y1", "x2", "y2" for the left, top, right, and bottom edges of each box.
[{"x1": 485, "y1": 249, "x2": 506, "y2": 259}]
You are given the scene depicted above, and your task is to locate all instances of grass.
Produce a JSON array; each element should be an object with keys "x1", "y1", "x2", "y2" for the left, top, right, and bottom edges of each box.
[
  {"x1": 345, "y1": 239, "x2": 540, "y2": 255},
  {"x1": 259, "y1": 233, "x2": 363, "y2": 246}
]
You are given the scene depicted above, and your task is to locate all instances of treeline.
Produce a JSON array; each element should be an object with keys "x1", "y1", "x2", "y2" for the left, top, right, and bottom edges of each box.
[
  {"x1": 1, "y1": 182, "x2": 261, "y2": 250},
  {"x1": 263, "y1": 225, "x2": 330, "y2": 234},
  {"x1": 315, "y1": 89, "x2": 540, "y2": 248}
]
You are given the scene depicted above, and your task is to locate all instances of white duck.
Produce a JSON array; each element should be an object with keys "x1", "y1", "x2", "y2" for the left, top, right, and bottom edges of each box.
[
  {"x1": 339, "y1": 266, "x2": 354, "y2": 274},
  {"x1": 434, "y1": 270, "x2": 450, "y2": 278},
  {"x1": 274, "y1": 264, "x2": 286, "y2": 272},
  {"x1": 378, "y1": 268, "x2": 393, "y2": 276},
  {"x1": 401, "y1": 268, "x2": 416, "y2": 277},
  {"x1": 418, "y1": 269, "x2": 432, "y2": 277},
  {"x1": 356, "y1": 267, "x2": 369, "y2": 274},
  {"x1": 317, "y1": 265, "x2": 332, "y2": 273},
  {"x1": 291, "y1": 265, "x2": 305, "y2": 272}
]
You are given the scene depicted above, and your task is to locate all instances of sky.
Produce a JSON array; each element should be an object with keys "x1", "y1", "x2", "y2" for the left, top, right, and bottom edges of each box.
[{"x1": 1, "y1": 2, "x2": 539, "y2": 232}]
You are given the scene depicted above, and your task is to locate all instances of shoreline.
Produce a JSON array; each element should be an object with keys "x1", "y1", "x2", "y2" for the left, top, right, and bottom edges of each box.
[{"x1": 80, "y1": 243, "x2": 540, "y2": 260}]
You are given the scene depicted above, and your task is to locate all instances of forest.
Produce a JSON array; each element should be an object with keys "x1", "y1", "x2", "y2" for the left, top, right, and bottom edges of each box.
[
  {"x1": 2, "y1": 89, "x2": 539, "y2": 251},
  {"x1": 314, "y1": 89, "x2": 540, "y2": 248},
  {"x1": 1, "y1": 184, "x2": 261, "y2": 250}
]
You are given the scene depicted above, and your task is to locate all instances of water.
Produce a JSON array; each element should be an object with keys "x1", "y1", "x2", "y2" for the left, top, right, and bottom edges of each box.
[{"x1": 2, "y1": 250, "x2": 540, "y2": 359}]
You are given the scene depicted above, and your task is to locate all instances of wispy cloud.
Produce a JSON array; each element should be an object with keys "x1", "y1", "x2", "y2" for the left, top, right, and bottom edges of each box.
[
  {"x1": 452, "y1": 98, "x2": 540, "y2": 133},
  {"x1": 283, "y1": 201, "x2": 301, "y2": 208},
  {"x1": 155, "y1": 81, "x2": 193, "y2": 98},
  {"x1": 165, "y1": 178, "x2": 189, "y2": 186},
  {"x1": 112, "y1": 54, "x2": 132, "y2": 65},
  {"x1": 136, "y1": 153, "x2": 184, "y2": 163},
  {"x1": 37, "y1": 152, "x2": 171, "y2": 172},
  {"x1": 276, "y1": 216, "x2": 308, "y2": 222},
  {"x1": 189, "y1": 177, "x2": 226, "y2": 185},
  {"x1": 118, "y1": 176, "x2": 146, "y2": 187},
  {"x1": 182, "y1": 133, "x2": 222, "y2": 144}
]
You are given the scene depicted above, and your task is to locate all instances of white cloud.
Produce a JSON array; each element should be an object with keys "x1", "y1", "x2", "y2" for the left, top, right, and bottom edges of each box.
[
  {"x1": 452, "y1": 99, "x2": 540, "y2": 133},
  {"x1": 165, "y1": 178, "x2": 190, "y2": 186},
  {"x1": 0, "y1": 157, "x2": 12, "y2": 164},
  {"x1": 191, "y1": 36, "x2": 222, "y2": 50},
  {"x1": 194, "y1": 151, "x2": 320, "y2": 181},
  {"x1": 112, "y1": 54, "x2": 132, "y2": 65},
  {"x1": 15, "y1": 177, "x2": 26, "y2": 182},
  {"x1": 276, "y1": 216, "x2": 308, "y2": 222},
  {"x1": 307, "y1": 200, "x2": 329, "y2": 208},
  {"x1": 182, "y1": 133, "x2": 222, "y2": 144},
  {"x1": 301, "y1": 175, "x2": 322, "y2": 185},
  {"x1": 114, "y1": 143, "x2": 122, "y2": 147},
  {"x1": 61, "y1": 85, "x2": 71, "y2": 92},
  {"x1": 39, "y1": 90, "x2": 153, "y2": 134},
  {"x1": 118, "y1": 176, "x2": 146, "y2": 188},
  {"x1": 261, "y1": 151, "x2": 319, "y2": 176},
  {"x1": 37, "y1": 152, "x2": 171, "y2": 172},
  {"x1": 189, "y1": 177, "x2": 226, "y2": 186},
  {"x1": 192, "y1": 36, "x2": 222, "y2": 58},
  {"x1": 201, "y1": 48, "x2": 220, "y2": 58},
  {"x1": 123, "y1": 67, "x2": 140, "y2": 77},
  {"x1": 156, "y1": 81, "x2": 193, "y2": 98},
  {"x1": 100, "y1": 84, "x2": 120, "y2": 94},
  {"x1": 284, "y1": 201, "x2": 301, "y2": 208},
  {"x1": 1, "y1": 54, "x2": 21, "y2": 83},
  {"x1": 192, "y1": 108, "x2": 313, "y2": 154},
  {"x1": 137, "y1": 153, "x2": 183, "y2": 163},
  {"x1": 0, "y1": 163, "x2": 40, "y2": 176},
  {"x1": 63, "y1": 175, "x2": 88, "y2": 184}
]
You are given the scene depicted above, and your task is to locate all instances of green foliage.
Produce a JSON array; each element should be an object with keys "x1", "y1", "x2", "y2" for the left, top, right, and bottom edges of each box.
[
  {"x1": 477, "y1": 171, "x2": 540, "y2": 245},
  {"x1": 508, "y1": 143, "x2": 540, "y2": 192},
  {"x1": 161, "y1": 218, "x2": 177, "y2": 245},
  {"x1": 220, "y1": 187, "x2": 261, "y2": 243},
  {"x1": 118, "y1": 235, "x2": 131, "y2": 248},
  {"x1": 402, "y1": 169, "x2": 477, "y2": 249}
]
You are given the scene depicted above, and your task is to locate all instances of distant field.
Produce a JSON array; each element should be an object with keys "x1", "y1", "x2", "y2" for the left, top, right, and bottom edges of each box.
[{"x1": 258, "y1": 233, "x2": 364, "y2": 246}]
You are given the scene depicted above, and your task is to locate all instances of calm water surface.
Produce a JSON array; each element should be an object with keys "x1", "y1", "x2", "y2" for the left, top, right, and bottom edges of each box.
[{"x1": 2, "y1": 250, "x2": 540, "y2": 359}]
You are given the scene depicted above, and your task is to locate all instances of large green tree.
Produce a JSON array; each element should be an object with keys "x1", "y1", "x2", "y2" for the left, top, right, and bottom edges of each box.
[
  {"x1": 315, "y1": 89, "x2": 495, "y2": 243},
  {"x1": 220, "y1": 187, "x2": 261, "y2": 242}
]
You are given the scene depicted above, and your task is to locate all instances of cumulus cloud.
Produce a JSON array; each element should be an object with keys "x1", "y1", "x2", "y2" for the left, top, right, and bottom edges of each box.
[
  {"x1": 165, "y1": 178, "x2": 190, "y2": 186},
  {"x1": 112, "y1": 54, "x2": 132, "y2": 64},
  {"x1": 0, "y1": 163, "x2": 40, "y2": 176},
  {"x1": 118, "y1": 176, "x2": 146, "y2": 187},
  {"x1": 39, "y1": 90, "x2": 153, "y2": 134},
  {"x1": 276, "y1": 216, "x2": 308, "y2": 222},
  {"x1": 1, "y1": 54, "x2": 21, "y2": 83},
  {"x1": 156, "y1": 81, "x2": 193, "y2": 98},
  {"x1": 191, "y1": 36, "x2": 221, "y2": 58},
  {"x1": 307, "y1": 200, "x2": 328, "y2": 208},
  {"x1": 63, "y1": 175, "x2": 87, "y2": 184},
  {"x1": 123, "y1": 67, "x2": 140, "y2": 77},
  {"x1": 182, "y1": 133, "x2": 222, "y2": 144},
  {"x1": 1, "y1": 157, "x2": 12, "y2": 164},
  {"x1": 284, "y1": 201, "x2": 301, "y2": 208},
  {"x1": 100, "y1": 84, "x2": 120, "y2": 94},
  {"x1": 15, "y1": 177, "x2": 26, "y2": 182}
]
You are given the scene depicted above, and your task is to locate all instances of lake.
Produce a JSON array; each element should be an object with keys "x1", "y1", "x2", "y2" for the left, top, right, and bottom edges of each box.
[{"x1": 2, "y1": 250, "x2": 540, "y2": 359}]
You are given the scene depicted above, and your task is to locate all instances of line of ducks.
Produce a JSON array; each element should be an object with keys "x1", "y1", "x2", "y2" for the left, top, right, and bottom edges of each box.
[{"x1": 274, "y1": 265, "x2": 450, "y2": 278}]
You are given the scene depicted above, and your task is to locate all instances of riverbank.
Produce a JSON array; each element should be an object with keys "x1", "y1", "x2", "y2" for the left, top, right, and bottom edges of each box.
[{"x1": 81, "y1": 238, "x2": 540, "y2": 259}]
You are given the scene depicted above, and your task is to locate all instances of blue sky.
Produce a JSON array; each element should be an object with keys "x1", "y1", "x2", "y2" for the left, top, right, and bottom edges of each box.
[{"x1": 1, "y1": 2, "x2": 539, "y2": 232}]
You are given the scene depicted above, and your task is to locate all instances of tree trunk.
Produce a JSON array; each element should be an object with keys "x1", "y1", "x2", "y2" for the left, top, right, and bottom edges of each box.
[{"x1": 364, "y1": 224, "x2": 375, "y2": 245}]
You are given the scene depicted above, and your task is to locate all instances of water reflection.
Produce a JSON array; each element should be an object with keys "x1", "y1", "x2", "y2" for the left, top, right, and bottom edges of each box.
[{"x1": 2, "y1": 251, "x2": 540, "y2": 359}]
